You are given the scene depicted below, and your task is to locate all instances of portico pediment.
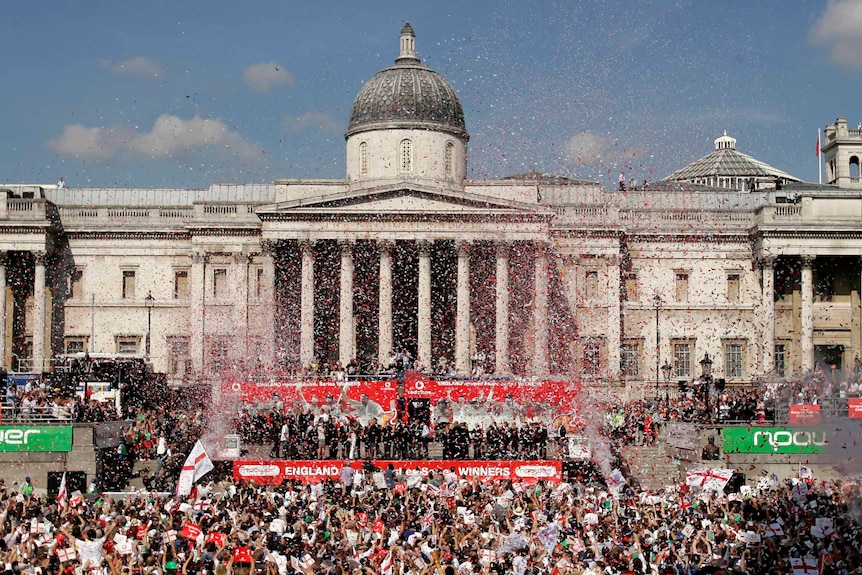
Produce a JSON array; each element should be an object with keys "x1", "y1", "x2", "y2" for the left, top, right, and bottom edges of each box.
[{"x1": 256, "y1": 183, "x2": 551, "y2": 220}]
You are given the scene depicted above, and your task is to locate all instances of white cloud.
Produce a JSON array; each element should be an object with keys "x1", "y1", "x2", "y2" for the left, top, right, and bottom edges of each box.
[
  {"x1": 564, "y1": 131, "x2": 635, "y2": 165},
  {"x1": 244, "y1": 61, "x2": 295, "y2": 93},
  {"x1": 47, "y1": 114, "x2": 261, "y2": 161},
  {"x1": 100, "y1": 56, "x2": 162, "y2": 79},
  {"x1": 810, "y1": 0, "x2": 862, "y2": 70},
  {"x1": 283, "y1": 111, "x2": 340, "y2": 134}
]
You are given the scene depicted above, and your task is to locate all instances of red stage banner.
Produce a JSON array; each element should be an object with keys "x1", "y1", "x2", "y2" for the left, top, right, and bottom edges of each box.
[
  {"x1": 849, "y1": 398, "x2": 862, "y2": 419},
  {"x1": 233, "y1": 459, "x2": 562, "y2": 485},
  {"x1": 789, "y1": 404, "x2": 821, "y2": 425},
  {"x1": 221, "y1": 372, "x2": 581, "y2": 429}
]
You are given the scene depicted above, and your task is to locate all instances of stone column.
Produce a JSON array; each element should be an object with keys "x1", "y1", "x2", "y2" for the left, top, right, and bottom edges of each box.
[
  {"x1": 533, "y1": 243, "x2": 549, "y2": 375},
  {"x1": 190, "y1": 252, "x2": 206, "y2": 374},
  {"x1": 31, "y1": 251, "x2": 47, "y2": 373},
  {"x1": 494, "y1": 242, "x2": 511, "y2": 376},
  {"x1": 259, "y1": 241, "x2": 277, "y2": 366},
  {"x1": 339, "y1": 240, "x2": 355, "y2": 368},
  {"x1": 801, "y1": 255, "x2": 815, "y2": 373},
  {"x1": 299, "y1": 241, "x2": 315, "y2": 370},
  {"x1": 455, "y1": 241, "x2": 471, "y2": 375},
  {"x1": 761, "y1": 257, "x2": 775, "y2": 375},
  {"x1": 0, "y1": 252, "x2": 6, "y2": 369},
  {"x1": 232, "y1": 252, "x2": 250, "y2": 363},
  {"x1": 606, "y1": 256, "x2": 621, "y2": 381},
  {"x1": 378, "y1": 241, "x2": 393, "y2": 367},
  {"x1": 417, "y1": 241, "x2": 432, "y2": 369}
]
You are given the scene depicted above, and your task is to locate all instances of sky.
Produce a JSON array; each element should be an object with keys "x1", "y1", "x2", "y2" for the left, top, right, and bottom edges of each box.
[{"x1": 1, "y1": 0, "x2": 861, "y2": 191}]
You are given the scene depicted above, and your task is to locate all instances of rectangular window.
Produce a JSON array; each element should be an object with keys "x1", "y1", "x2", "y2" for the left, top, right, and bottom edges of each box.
[
  {"x1": 675, "y1": 272, "x2": 689, "y2": 303},
  {"x1": 727, "y1": 273, "x2": 740, "y2": 303},
  {"x1": 213, "y1": 268, "x2": 227, "y2": 298},
  {"x1": 174, "y1": 270, "x2": 189, "y2": 300},
  {"x1": 624, "y1": 274, "x2": 638, "y2": 301},
  {"x1": 673, "y1": 340, "x2": 693, "y2": 378},
  {"x1": 585, "y1": 271, "x2": 599, "y2": 301},
  {"x1": 775, "y1": 344, "x2": 786, "y2": 377},
  {"x1": 168, "y1": 336, "x2": 191, "y2": 376},
  {"x1": 64, "y1": 337, "x2": 88, "y2": 354},
  {"x1": 208, "y1": 337, "x2": 229, "y2": 372},
  {"x1": 122, "y1": 270, "x2": 136, "y2": 299},
  {"x1": 583, "y1": 339, "x2": 601, "y2": 376},
  {"x1": 69, "y1": 268, "x2": 84, "y2": 300},
  {"x1": 724, "y1": 342, "x2": 745, "y2": 379},
  {"x1": 620, "y1": 341, "x2": 640, "y2": 377},
  {"x1": 255, "y1": 267, "x2": 264, "y2": 299},
  {"x1": 116, "y1": 336, "x2": 140, "y2": 355}
]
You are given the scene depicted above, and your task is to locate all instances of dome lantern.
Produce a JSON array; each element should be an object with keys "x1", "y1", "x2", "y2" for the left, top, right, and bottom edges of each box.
[{"x1": 397, "y1": 22, "x2": 418, "y2": 64}]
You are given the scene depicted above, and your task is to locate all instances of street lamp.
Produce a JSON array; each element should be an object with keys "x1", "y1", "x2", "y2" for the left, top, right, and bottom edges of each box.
[
  {"x1": 145, "y1": 291, "x2": 154, "y2": 360},
  {"x1": 653, "y1": 294, "x2": 663, "y2": 400},
  {"x1": 699, "y1": 352, "x2": 713, "y2": 420}
]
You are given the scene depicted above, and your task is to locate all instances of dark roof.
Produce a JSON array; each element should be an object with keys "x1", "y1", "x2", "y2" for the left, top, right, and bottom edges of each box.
[
  {"x1": 345, "y1": 27, "x2": 467, "y2": 141},
  {"x1": 502, "y1": 171, "x2": 598, "y2": 185}
]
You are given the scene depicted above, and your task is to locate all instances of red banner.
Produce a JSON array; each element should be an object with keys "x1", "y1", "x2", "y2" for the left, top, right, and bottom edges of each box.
[
  {"x1": 849, "y1": 398, "x2": 862, "y2": 419},
  {"x1": 221, "y1": 371, "x2": 581, "y2": 430},
  {"x1": 180, "y1": 522, "x2": 202, "y2": 541},
  {"x1": 233, "y1": 459, "x2": 562, "y2": 485},
  {"x1": 789, "y1": 404, "x2": 821, "y2": 425}
]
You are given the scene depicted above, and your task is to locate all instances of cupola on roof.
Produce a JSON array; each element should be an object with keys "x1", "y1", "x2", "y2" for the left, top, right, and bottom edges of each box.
[
  {"x1": 665, "y1": 131, "x2": 800, "y2": 183},
  {"x1": 346, "y1": 23, "x2": 468, "y2": 141}
]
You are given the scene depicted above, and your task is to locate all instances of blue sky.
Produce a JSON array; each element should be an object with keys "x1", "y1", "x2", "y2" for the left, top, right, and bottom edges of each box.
[{"x1": 1, "y1": 0, "x2": 860, "y2": 190}]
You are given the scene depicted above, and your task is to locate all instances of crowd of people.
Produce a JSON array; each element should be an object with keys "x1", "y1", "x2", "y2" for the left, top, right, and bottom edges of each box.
[{"x1": 1, "y1": 461, "x2": 860, "y2": 574}]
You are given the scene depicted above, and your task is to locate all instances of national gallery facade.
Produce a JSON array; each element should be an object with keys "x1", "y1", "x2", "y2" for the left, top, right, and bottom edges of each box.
[{"x1": 3, "y1": 24, "x2": 862, "y2": 394}]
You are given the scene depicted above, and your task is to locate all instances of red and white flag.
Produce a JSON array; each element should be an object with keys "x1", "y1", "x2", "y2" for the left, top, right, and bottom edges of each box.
[
  {"x1": 685, "y1": 468, "x2": 734, "y2": 492},
  {"x1": 816, "y1": 132, "x2": 820, "y2": 157},
  {"x1": 176, "y1": 440, "x2": 214, "y2": 498},
  {"x1": 57, "y1": 472, "x2": 68, "y2": 510},
  {"x1": 790, "y1": 556, "x2": 818, "y2": 575},
  {"x1": 380, "y1": 551, "x2": 393, "y2": 575}
]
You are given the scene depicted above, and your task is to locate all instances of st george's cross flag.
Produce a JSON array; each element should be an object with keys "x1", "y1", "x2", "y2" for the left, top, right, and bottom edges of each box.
[
  {"x1": 176, "y1": 440, "x2": 214, "y2": 497},
  {"x1": 685, "y1": 468, "x2": 734, "y2": 492},
  {"x1": 56, "y1": 472, "x2": 68, "y2": 510}
]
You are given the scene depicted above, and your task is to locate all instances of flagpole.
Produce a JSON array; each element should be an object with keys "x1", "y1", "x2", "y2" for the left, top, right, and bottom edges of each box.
[{"x1": 818, "y1": 128, "x2": 822, "y2": 185}]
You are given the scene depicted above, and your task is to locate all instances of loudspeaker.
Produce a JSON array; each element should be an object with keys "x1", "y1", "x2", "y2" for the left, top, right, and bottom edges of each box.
[
  {"x1": 723, "y1": 472, "x2": 746, "y2": 494},
  {"x1": 47, "y1": 471, "x2": 87, "y2": 498}
]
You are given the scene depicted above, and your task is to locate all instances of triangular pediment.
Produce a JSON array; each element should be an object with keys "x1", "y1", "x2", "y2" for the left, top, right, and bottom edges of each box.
[{"x1": 257, "y1": 183, "x2": 551, "y2": 218}]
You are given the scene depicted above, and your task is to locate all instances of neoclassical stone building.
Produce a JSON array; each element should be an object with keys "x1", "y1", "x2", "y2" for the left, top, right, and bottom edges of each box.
[{"x1": 2, "y1": 25, "x2": 862, "y2": 394}]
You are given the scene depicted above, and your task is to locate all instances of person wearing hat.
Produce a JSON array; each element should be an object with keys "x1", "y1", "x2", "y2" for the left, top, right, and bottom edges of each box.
[{"x1": 21, "y1": 476, "x2": 33, "y2": 496}]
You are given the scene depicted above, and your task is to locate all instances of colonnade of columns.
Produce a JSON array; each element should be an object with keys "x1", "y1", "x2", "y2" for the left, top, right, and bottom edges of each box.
[
  {"x1": 759, "y1": 254, "x2": 825, "y2": 376},
  {"x1": 291, "y1": 238, "x2": 549, "y2": 377},
  {"x1": 0, "y1": 251, "x2": 48, "y2": 372}
]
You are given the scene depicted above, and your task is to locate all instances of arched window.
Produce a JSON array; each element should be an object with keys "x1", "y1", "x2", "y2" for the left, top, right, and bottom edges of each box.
[
  {"x1": 400, "y1": 139, "x2": 413, "y2": 174},
  {"x1": 444, "y1": 142, "x2": 454, "y2": 176},
  {"x1": 850, "y1": 155, "x2": 860, "y2": 180},
  {"x1": 359, "y1": 142, "x2": 368, "y2": 176}
]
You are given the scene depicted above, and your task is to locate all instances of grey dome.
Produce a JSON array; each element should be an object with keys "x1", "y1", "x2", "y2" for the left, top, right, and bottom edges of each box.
[{"x1": 346, "y1": 27, "x2": 468, "y2": 141}]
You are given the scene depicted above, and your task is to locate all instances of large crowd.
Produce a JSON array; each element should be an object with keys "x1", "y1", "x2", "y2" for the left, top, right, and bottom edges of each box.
[{"x1": 0, "y1": 462, "x2": 860, "y2": 574}]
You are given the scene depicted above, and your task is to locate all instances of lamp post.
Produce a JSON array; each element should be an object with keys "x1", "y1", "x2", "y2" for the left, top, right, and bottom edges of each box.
[
  {"x1": 145, "y1": 291, "x2": 154, "y2": 360},
  {"x1": 699, "y1": 352, "x2": 713, "y2": 421},
  {"x1": 653, "y1": 294, "x2": 663, "y2": 400}
]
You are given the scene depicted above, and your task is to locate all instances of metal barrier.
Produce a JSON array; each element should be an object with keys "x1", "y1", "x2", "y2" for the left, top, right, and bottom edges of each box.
[{"x1": 0, "y1": 404, "x2": 71, "y2": 423}]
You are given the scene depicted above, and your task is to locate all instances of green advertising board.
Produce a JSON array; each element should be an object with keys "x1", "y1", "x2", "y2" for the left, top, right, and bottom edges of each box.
[
  {"x1": 0, "y1": 426, "x2": 73, "y2": 452},
  {"x1": 723, "y1": 427, "x2": 827, "y2": 454}
]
